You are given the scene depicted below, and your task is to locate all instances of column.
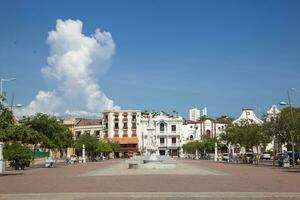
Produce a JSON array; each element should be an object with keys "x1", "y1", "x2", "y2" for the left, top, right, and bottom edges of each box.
[
  {"x1": 82, "y1": 144, "x2": 86, "y2": 163},
  {"x1": 214, "y1": 142, "x2": 218, "y2": 162},
  {"x1": 0, "y1": 142, "x2": 5, "y2": 174}
]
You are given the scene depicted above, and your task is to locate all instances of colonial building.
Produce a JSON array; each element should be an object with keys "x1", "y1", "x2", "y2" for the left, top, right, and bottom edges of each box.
[
  {"x1": 266, "y1": 105, "x2": 280, "y2": 122},
  {"x1": 140, "y1": 112, "x2": 184, "y2": 157},
  {"x1": 74, "y1": 119, "x2": 103, "y2": 139},
  {"x1": 233, "y1": 108, "x2": 263, "y2": 124},
  {"x1": 102, "y1": 110, "x2": 141, "y2": 158}
]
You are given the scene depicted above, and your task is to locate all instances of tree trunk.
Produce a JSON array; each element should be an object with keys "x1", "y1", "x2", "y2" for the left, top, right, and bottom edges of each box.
[{"x1": 32, "y1": 144, "x2": 37, "y2": 161}]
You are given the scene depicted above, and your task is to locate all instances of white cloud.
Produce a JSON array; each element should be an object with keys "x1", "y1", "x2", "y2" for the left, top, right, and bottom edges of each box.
[{"x1": 16, "y1": 19, "x2": 118, "y2": 117}]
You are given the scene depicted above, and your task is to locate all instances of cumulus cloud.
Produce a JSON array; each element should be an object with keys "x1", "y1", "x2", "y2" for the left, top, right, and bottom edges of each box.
[{"x1": 16, "y1": 19, "x2": 118, "y2": 117}]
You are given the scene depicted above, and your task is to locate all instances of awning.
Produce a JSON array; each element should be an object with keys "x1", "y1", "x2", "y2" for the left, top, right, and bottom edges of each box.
[{"x1": 112, "y1": 137, "x2": 138, "y2": 144}]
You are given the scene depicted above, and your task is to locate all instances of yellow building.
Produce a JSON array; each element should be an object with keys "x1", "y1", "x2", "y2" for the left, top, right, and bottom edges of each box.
[{"x1": 63, "y1": 118, "x2": 77, "y2": 156}]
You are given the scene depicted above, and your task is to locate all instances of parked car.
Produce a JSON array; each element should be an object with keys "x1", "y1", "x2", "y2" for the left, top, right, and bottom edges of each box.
[
  {"x1": 222, "y1": 153, "x2": 229, "y2": 161},
  {"x1": 260, "y1": 152, "x2": 271, "y2": 160},
  {"x1": 287, "y1": 152, "x2": 300, "y2": 165}
]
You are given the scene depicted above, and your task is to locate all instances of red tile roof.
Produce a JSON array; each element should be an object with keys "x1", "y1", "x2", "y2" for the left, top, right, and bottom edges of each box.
[{"x1": 76, "y1": 119, "x2": 102, "y2": 126}]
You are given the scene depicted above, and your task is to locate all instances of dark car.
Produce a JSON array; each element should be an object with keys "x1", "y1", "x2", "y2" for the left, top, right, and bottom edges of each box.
[{"x1": 287, "y1": 152, "x2": 300, "y2": 165}]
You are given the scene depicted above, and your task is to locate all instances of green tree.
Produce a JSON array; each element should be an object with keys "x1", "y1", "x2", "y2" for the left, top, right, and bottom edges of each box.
[
  {"x1": 0, "y1": 96, "x2": 14, "y2": 142},
  {"x1": 22, "y1": 113, "x2": 73, "y2": 158},
  {"x1": 3, "y1": 143, "x2": 32, "y2": 170},
  {"x1": 97, "y1": 141, "x2": 112, "y2": 156},
  {"x1": 75, "y1": 134, "x2": 98, "y2": 158},
  {"x1": 264, "y1": 107, "x2": 300, "y2": 166},
  {"x1": 220, "y1": 119, "x2": 272, "y2": 155}
]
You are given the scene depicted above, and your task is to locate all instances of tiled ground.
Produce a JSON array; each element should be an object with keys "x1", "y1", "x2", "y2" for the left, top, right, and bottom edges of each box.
[{"x1": 0, "y1": 159, "x2": 300, "y2": 199}]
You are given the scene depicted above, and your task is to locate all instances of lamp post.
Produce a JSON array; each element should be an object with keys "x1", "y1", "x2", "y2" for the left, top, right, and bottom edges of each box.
[
  {"x1": 279, "y1": 88, "x2": 297, "y2": 167},
  {"x1": 0, "y1": 78, "x2": 16, "y2": 97}
]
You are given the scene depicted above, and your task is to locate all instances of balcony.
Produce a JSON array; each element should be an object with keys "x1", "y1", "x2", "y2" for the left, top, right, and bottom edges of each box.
[
  {"x1": 131, "y1": 130, "x2": 137, "y2": 137},
  {"x1": 159, "y1": 143, "x2": 166, "y2": 147},
  {"x1": 114, "y1": 134, "x2": 119, "y2": 138},
  {"x1": 171, "y1": 143, "x2": 180, "y2": 147},
  {"x1": 131, "y1": 126, "x2": 137, "y2": 130},
  {"x1": 122, "y1": 134, "x2": 128, "y2": 137},
  {"x1": 114, "y1": 118, "x2": 119, "y2": 122}
]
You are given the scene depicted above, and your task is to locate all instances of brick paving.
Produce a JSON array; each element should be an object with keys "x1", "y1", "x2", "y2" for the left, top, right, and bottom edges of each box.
[{"x1": 0, "y1": 159, "x2": 300, "y2": 199}]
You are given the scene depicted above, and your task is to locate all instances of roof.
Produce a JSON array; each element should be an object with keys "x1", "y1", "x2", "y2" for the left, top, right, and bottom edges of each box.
[
  {"x1": 112, "y1": 137, "x2": 138, "y2": 144},
  {"x1": 183, "y1": 120, "x2": 196, "y2": 125},
  {"x1": 76, "y1": 119, "x2": 102, "y2": 126}
]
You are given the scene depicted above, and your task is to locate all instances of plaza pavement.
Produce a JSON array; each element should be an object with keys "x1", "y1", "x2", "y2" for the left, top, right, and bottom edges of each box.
[{"x1": 0, "y1": 159, "x2": 300, "y2": 199}]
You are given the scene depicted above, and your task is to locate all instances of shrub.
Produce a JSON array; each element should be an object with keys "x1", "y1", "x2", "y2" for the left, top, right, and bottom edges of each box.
[{"x1": 3, "y1": 143, "x2": 32, "y2": 170}]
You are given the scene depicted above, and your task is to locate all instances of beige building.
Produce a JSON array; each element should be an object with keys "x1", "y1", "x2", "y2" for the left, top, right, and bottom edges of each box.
[
  {"x1": 102, "y1": 110, "x2": 142, "y2": 157},
  {"x1": 74, "y1": 119, "x2": 103, "y2": 139}
]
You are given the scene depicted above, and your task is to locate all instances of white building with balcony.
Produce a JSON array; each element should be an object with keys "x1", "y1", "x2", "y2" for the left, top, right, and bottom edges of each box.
[{"x1": 140, "y1": 112, "x2": 184, "y2": 157}]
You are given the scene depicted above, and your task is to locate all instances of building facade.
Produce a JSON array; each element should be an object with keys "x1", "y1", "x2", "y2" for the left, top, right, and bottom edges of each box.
[
  {"x1": 103, "y1": 110, "x2": 141, "y2": 158},
  {"x1": 74, "y1": 119, "x2": 103, "y2": 139},
  {"x1": 140, "y1": 112, "x2": 184, "y2": 157}
]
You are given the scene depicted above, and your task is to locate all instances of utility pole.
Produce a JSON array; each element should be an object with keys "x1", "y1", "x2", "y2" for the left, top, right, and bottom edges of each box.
[{"x1": 287, "y1": 90, "x2": 296, "y2": 167}]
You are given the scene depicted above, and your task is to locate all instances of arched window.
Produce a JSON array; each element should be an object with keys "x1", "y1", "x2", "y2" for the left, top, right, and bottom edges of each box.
[
  {"x1": 160, "y1": 123, "x2": 165, "y2": 132},
  {"x1": 204, "y1": 130, "x2": 211, "y2": 139},
  {"x1": 190, "y1": 135, "x2": 194, "y2": 140}
]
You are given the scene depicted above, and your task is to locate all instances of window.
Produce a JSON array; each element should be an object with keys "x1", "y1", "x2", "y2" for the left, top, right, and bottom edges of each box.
[
  {"x1": 95, "y1": 130, "x2": 100, "y2": 137},
  {"x1": 132, "y1": 123, "x2": 137, "y2": 130},
  {"x1": 204, "y1": 130, "x2": 211, "y2": 139},
  {"x1": 114, "y1": 123, "x2": 119, "y2": 129},
  {"x1": 190, "y1": 135, "x2": 194, "y2": 140},
  {"x1": 172, "y1": 137, "x2": 176, "y2": 144},
  {"x1": 171, "y1": 125, "x2": 176, "y2": 132},
  {"x1": 123, "y1": 123, "x2": 128, "y2": 130},
  {"x1": 160, "y1": 138, "x2": 165, "y2": 144},
  {"x1": 160, "y1": 123, "x2": 165, "y2": 132},
  {"x1": 132, "y1": 115, "x2": 137, "y2": 121},
  {"x1": 75, "y1": 131, "x2": 81, "y2": 138}
]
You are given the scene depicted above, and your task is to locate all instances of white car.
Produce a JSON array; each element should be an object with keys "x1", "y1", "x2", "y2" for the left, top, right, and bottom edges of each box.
[{"x1": 261, "y1": 152, "x2": 271, "y2": 160}]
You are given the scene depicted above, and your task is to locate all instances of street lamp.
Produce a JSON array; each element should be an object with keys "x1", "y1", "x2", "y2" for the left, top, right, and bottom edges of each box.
[
  {"x1": 279, "y1": 88, "x2": 297, "y2": 167},
  {"x1": 0, "y1": 78, "x2": 16, "y2": 97}
]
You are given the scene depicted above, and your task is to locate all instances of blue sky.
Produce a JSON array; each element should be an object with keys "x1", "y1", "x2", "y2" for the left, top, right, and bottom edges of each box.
[{"x1": 0, "y1": 0, "x2": 300, "y2": 118}]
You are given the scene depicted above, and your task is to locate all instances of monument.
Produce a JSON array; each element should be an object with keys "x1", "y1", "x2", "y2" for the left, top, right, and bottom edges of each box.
[{"x1": 127, "y1": 113, "x2": 176, "y2": 169}]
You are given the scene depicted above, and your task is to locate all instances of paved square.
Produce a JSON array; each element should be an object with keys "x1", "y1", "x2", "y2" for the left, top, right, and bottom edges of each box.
[
  {"x1": 1, "y1": 159, "x2": 300, "y2": 199},
  {"x1": 80, "y1": 160, "x2": 229, "y2": 176}
]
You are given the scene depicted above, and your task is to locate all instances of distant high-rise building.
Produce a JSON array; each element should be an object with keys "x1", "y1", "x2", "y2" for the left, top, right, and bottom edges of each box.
[
  {"x1": 202, "y1": 107, "x2": 208, "y2": 117},
  {"x1": 189, "y1": 108, "x2": 201, "y2": 121}
]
